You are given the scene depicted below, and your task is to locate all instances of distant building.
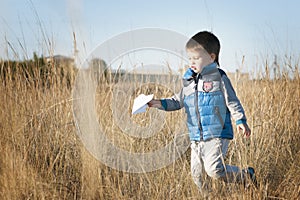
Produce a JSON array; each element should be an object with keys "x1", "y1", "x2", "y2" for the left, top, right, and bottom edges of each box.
[
  {"x1": 45, "y1": 55, "x2": 74, "y2": 66},
  {"x1": 111, "y1": 64, "x2": 180, "y2": 83}
]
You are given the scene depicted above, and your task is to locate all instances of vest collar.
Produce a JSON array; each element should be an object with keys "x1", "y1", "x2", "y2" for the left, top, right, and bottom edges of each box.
[
  {"x1": 182, "y1": 62, "x2": 219, "y2": 86},
  {"x1": 200, "y1": 62, "x2": 218, "y2": 76}
]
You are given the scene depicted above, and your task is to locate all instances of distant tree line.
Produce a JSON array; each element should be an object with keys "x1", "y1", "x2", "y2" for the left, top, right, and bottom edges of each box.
[{"x1": 0, "y1": 52, "x2": 77, "y2": 89}]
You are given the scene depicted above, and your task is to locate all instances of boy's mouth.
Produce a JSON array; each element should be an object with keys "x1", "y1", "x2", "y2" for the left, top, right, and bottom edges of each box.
[{"x1": 191, "y1": 66, "x2": 197, "y2": 71}]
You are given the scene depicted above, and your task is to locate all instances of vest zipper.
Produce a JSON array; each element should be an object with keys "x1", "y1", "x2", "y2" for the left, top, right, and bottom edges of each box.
[{"x1": 194, "y1": 74, "x2": 203, "y2": 140}]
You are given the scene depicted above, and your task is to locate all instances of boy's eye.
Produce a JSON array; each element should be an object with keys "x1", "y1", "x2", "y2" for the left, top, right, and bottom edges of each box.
[{"x1": 188, "y1": 57, "x2": 199, "y2": 60}]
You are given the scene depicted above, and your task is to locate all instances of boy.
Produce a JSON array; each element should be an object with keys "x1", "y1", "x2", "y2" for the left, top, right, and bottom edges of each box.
[{"x1": 148, "y1": 31, "x2": 256, "y2": 196}]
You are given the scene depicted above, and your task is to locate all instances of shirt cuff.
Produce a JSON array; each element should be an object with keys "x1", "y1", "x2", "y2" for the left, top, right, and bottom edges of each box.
[
  {"x1": 160, "y1": 99, "x2": 167, "y2": 110},
  {"x1": 236, "y1": 119, "x2": 247, "y2": 125}
]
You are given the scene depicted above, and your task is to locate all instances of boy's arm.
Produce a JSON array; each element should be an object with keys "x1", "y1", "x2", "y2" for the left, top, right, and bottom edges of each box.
[
  {"x1": 148, "y1": 89, "x2": 184, "y2": 111},
  {"x1": 221, "y1": 75, "x2": 251, "y2": 137},
  {"x1": 220, "y1": 75, "x2": 247, "y2": 125}
]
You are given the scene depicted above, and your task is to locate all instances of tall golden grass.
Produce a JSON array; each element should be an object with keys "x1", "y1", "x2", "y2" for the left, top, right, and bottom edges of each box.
[{"x1": 0, "y1": 57, "x2": 299, "y2": 200}]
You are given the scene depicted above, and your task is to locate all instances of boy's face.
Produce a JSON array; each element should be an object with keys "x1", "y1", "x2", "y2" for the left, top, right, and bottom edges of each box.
[{"x1": 186, "y1": 47, "x2": 215, "y2": 74}]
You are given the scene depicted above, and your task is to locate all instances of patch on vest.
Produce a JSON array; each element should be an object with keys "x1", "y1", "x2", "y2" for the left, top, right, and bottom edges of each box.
[{"x1": 203, "y1": 81, "x2": 213, "y2": 92}]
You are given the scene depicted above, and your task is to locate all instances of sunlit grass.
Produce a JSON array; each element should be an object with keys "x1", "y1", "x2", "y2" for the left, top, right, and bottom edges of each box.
[{"x1": 0, "y1": 55, "x2": 299, "y2": 199}]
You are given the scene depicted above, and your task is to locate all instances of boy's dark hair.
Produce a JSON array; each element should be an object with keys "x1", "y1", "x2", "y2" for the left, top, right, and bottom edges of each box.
[{"x1": 186, "y1": 31, "x2": 221, "y2": 65}]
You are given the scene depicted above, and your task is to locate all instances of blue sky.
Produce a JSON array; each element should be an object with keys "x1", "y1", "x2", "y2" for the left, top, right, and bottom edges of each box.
[{"x1": 1, "y1": 0, "x2": 300, "y2": 72}]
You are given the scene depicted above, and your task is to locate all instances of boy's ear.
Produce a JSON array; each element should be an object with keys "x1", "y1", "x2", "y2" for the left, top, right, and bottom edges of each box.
[{"x1": 210, "y1": 53, "x2": 216, "y2": 61}]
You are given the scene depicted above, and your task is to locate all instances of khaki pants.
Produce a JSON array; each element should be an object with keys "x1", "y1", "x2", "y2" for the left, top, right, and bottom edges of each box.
[{"x1": 190, "y1": 138, "x2": 244, "y2": 194}]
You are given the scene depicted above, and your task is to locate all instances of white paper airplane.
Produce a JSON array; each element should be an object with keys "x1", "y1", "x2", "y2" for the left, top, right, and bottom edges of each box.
[{"x1": 132, "y1": 94, "x2": 154, "y2": 115}]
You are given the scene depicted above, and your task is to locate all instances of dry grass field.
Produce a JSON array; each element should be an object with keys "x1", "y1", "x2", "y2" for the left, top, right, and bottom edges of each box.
[{"x1": 0, "y1": 58, "x2": 299, "y2": 200}]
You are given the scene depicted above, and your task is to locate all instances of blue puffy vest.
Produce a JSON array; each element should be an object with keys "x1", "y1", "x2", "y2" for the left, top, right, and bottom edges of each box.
[{"x1": 183, "y1": 64, "x2": 233, "y2": 141}]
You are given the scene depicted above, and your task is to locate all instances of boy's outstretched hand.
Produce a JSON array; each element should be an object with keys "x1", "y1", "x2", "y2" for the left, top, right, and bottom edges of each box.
[
  {"x1": 147, "y1": 99, "x2": 162, "y2": 109},
  {"x1": 237, "y1": 123, "x2": 251, "y2": 138}
]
